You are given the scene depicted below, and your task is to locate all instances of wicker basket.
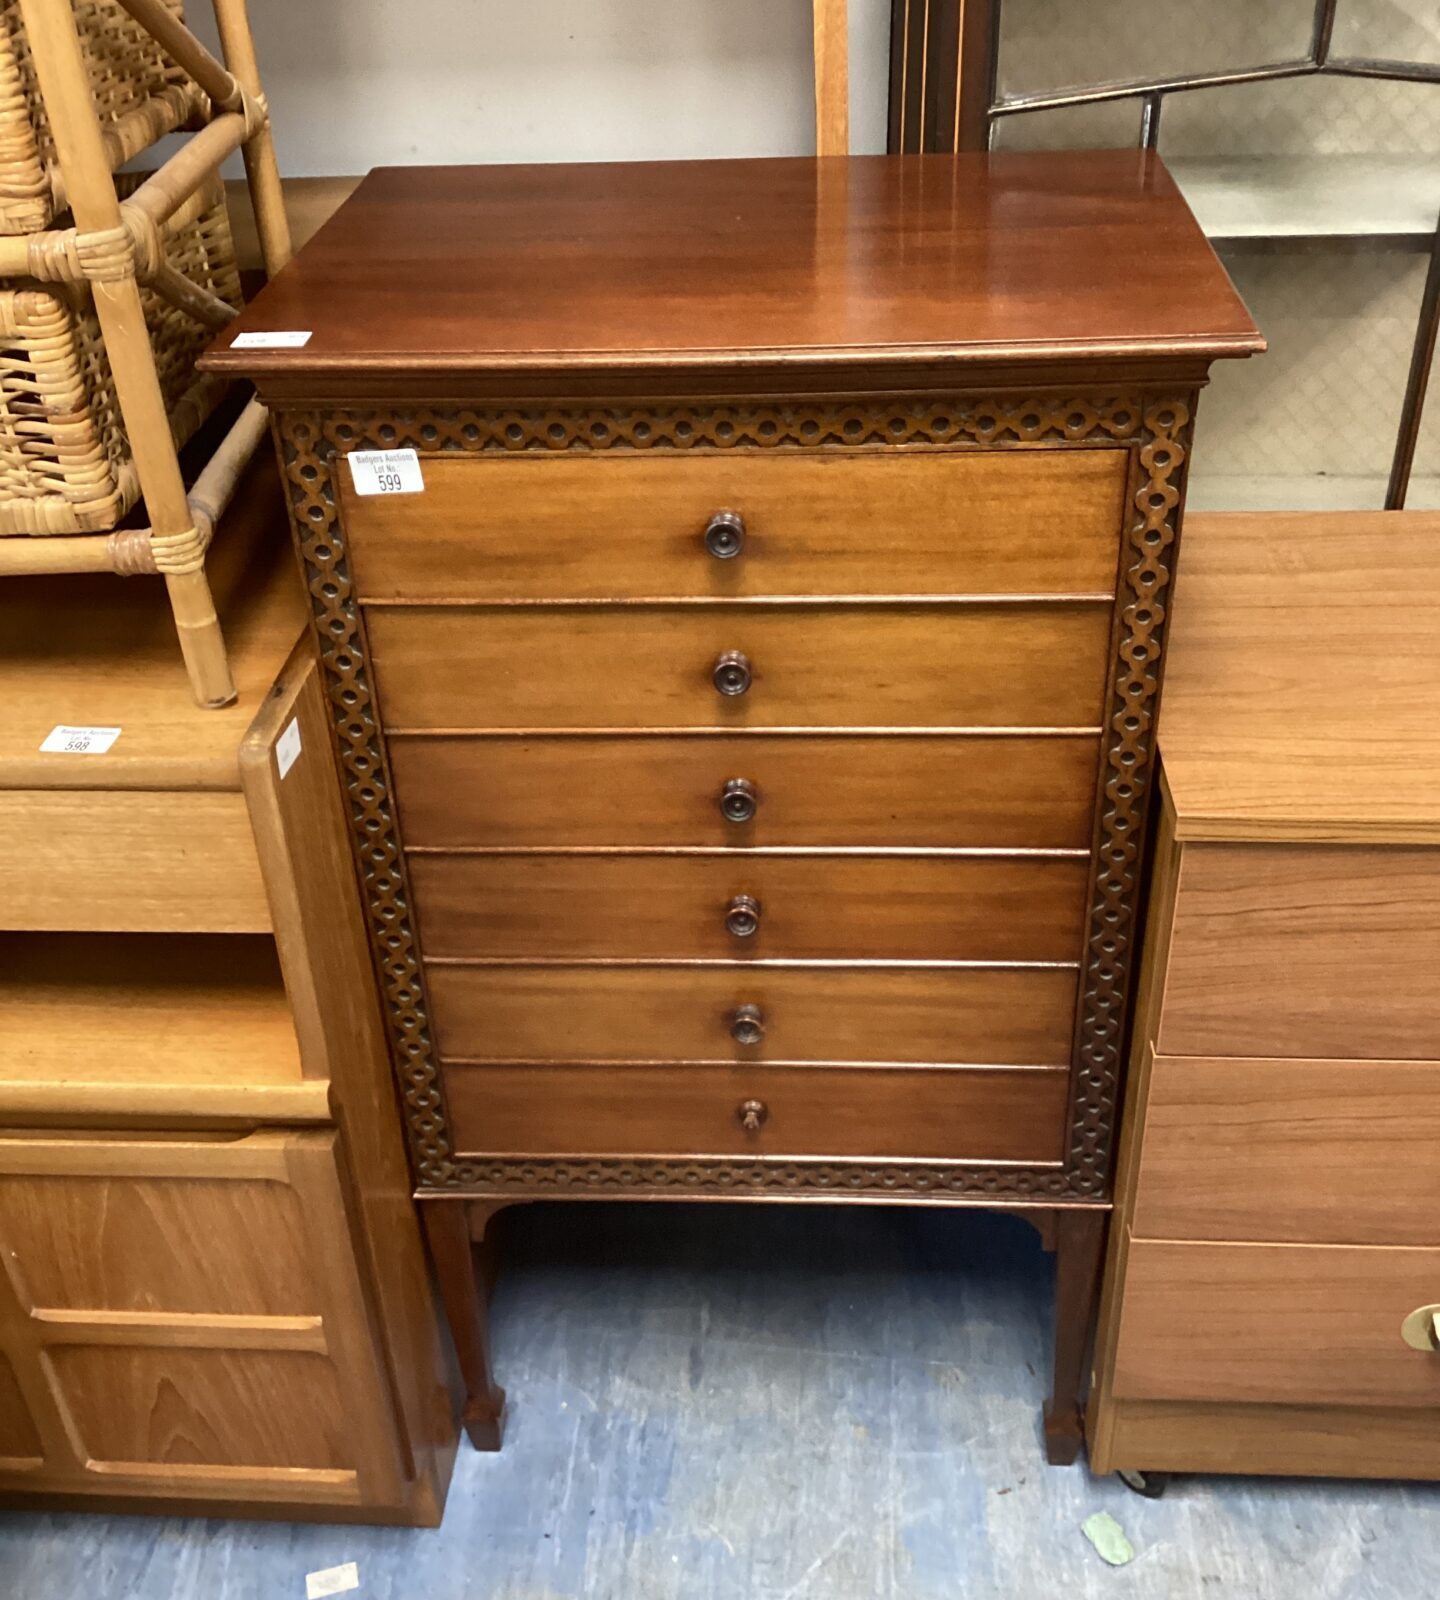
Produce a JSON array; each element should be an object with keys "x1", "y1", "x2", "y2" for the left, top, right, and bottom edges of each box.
[
  {"x1": 0, "y1": 0, "x2": 203, "y2": 235},
  {"x1": 0, "y1": 170, "x2": 239, "y2": 536}
]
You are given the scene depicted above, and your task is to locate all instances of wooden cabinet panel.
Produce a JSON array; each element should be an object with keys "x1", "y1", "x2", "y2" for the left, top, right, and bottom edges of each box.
[
  {"x1": 1111, "y1": 1238, "x2": 1440, "y2": 1408},
  {"x1": 1159, "y1": 844, "x2": 1440, "y2": 1060},
  {"x1": 410, "y1": 852, "x2": 1090, "y2": 963},
  {"x1": 0, "y1": 792, "x2": 269, "y2": 934},
  {"x1": 338, "y1": 448, "x2": 1129, "y2": 601},
  {"x1": 1133, "y1": 1054, "x2": 1440, "y2": 1246},
  {"x1": 0, "y1": 1353, "x2": 42, "y2": 1471},
  {"x1": 49, "y1": 1349, "x2": 356, "y2": 1475},
  {"x1": 4, "y1": 1169, "x2": 316, "y2": 1316},
  {"x1": 444, "y1": 1062, "x2": 1069, "y2": 1163},
  {"x1": 426, "y1": 963, "x2": 1078, "y2": 1067},
  {"x1": 0, "y1": 1130, "x2": 407, "y2": 1510},
  {"x1": 1092, "y1": 1398, "x2": 1440, "y2": 1482},
  {"x1": 390, "y1": 733, "x2": 1101, "y2": 850},
  {"x1": 365, "y1": 604, "x2": 1112, "y2": 730}
]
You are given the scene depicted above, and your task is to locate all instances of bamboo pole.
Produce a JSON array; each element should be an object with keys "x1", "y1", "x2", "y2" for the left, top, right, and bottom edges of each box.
[
  {"x1": 0, "y1": 233, "x2": 30, "y2": 274},
  {"x1": 211, "y1": 0, "x2": 292, "y2": 276},
  {"x1": 17, "y1": 0, "x2": 235, "y2": 707},
  {"x1": 112, "y1": 0, "x2": 246, "y2": 112},
  {"x1": 0, "y1": 536, "x2": 115, "y2": 575},
  {"x1": 0, "y1": 400, "x2": 268, "y2": 577},
  {"x1": 127, "y1": 110, "x2": 247, "y2": 227},
  {"x1": 187, "y1": 396, "x2": 269, "y2": 544},
  {"x1": 148, "y1": 258, "x2": 236, "y2": 327},
  {"x1": 812, "y1": 0, "x2": 849, "y2": 156}
]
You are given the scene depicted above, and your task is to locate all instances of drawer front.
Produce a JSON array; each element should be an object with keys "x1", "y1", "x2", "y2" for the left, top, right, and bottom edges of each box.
[
  {"x1": 443, "y1": 1062, "x2": 1069, "y2": 1163},
  {"x1": 1111, "y1": 1238, "x2": 1440, "y2": 1408},
  {"x1": 339, "y1": 449, "x2": 1129, "y2": 601},
  {"x1": 390, "y1": 734, "x2": 1100, "y2": 850},
  {"x1": 365, "y1": 604, "x2": 1112, "y2": 730},
  {"x1": 410, "y1": 853, "x2": 1090, "y2": 963},
  {"x1": 425, "y1": 964, "x2": 1078, "y2": 1066},
  {"x1": 1133, "y1": 1054, "x2": 1440, "y2": 1246},
  {"x1": 1160, "y1": 844, "x2": 1440, "y2": 1060}
]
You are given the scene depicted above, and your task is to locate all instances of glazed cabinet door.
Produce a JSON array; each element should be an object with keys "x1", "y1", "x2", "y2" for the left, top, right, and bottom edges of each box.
[{"x1": 0, "y1": 1129, "x2": 408, "y2": 1512}]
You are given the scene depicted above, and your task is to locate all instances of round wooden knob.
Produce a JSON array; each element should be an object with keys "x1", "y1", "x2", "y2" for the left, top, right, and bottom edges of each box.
[
  {"x1": 719, "y1": 777, "x2": 758, "y2": 823},
  {"x1": 729, "y1": 1004, "x2": 765, "y2": 1046},
  {"x1": 712, "y1": 650, "x2": 752, "y2": 697},
  {"x1": 738, "y1": 1098, "x2": 768, "y2": 1133},
  {"x1": 704, "y1": 510, "x2": 745, "y2": 559},
  {"x1": 724, "y1": 895, "x2": 761, "y2": 938}
]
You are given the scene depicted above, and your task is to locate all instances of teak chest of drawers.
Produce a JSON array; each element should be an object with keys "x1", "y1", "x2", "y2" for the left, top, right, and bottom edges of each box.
[
  {"x1": 1088, "y1": 511, "x2": 1440, "y2": 1486},
  {"x1": 208, "y1": 151, "x2": 1262, "y2": 1462}
]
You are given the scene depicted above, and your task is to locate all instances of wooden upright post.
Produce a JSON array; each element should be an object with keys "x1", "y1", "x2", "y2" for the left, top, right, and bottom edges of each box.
[
  {"x1": 812, "y1": 0, "x2": 849, "y2": 156},
  {"x1": 211, "y1": 0, "x2": 292, "y2": 274}
]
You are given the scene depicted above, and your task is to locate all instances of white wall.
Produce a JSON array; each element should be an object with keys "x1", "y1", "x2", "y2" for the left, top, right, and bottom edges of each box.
[{"x1": 192, "y1": 1, "x2": 891, "y2": 176}]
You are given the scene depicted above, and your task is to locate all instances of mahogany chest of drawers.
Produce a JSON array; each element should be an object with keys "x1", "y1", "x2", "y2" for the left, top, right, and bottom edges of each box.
[{"x1": 208, "y1": 150, "x2": 1261, "y2": 1462}]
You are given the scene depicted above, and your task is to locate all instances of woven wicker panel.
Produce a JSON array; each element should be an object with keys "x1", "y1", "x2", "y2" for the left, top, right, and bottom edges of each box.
[
  {"x1": 0, "y1": 172, "x2": 239, "y2": 535},
  {"x1": 0, "y1": 0, "x2": 203, "y2": 235}
]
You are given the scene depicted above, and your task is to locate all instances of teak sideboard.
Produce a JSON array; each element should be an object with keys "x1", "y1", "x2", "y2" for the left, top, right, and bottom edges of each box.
[
  {"x1": 206, "y1": 151, "x2": 1263, "y2": 1462},
  {"x1": 0, "y1": 472, "x2": 456, "y2": 1524}
]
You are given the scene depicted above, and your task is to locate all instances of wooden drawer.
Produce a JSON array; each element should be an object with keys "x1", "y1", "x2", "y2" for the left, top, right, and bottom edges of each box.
[
  {"x1": 410, "y1": 853, "x2": 1090, "y2": 963},
  {"x1": 443, "y1": 1061, "x2": 1069, "y2": 1163},
  {"x1": 390, "y1": 735, "x2": 1100, "y2": 851},
  {"x1": 425, "y1": 963, "x2": 1078, "y2": 1066},
  {"x1": 1133, "y1": 1053, "x2": 1440, "y2": 1246},
  {"x1": 338, "y1": 449, "x2": 1129, "y2": 602},
  {"x1": 1159, "y1": 844, "x2": 1440, "y2": 1059},
  {"x1": 1111, "y1": 1238, "x2": 1440, "y2": 1409},
  {"x1": 365, "y1": 604, "x2": 1112, "y2": 730}
]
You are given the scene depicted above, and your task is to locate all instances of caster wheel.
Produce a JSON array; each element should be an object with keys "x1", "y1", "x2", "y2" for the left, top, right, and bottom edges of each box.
[{"x1": 1117, "y1": 1468, "x2": 1171, "y2": 1499}]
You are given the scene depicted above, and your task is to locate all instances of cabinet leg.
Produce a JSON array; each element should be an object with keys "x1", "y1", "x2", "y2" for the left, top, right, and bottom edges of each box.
[
  {"x1": 420, "y1": 1199, "x2": 506, "y2": 1451},
  {"x1": 1043, "y1": 1206, "x2": 1108, "y2": 1466}
]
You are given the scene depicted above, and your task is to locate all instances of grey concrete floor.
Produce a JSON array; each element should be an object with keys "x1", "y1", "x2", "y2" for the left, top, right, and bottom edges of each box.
[{"x1": 2, "y1": 1204, "x2": 1437, "y2": 1599}]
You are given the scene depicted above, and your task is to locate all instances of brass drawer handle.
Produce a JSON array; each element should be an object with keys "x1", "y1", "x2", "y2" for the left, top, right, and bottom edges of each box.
[
  {"x1": 704, "y1": 510, "x2": 745, "y2": 560},
  {"x1": 724, "y1": 894, "x2": 761, "y2": 938},
  {"x1": 738, "y1": 1098, "x2": 768, "y2": 1133},
  {"x1": 719, "y1": 777, "x2": 758, "y2": 824},
  {"x1": 1401, "y1": 1305, "x2": 1440, "y2": 1352},
  {"x1": 712, "y1": 649, "x2": 752, "y2": 697},
  {"x1": 729, "y1": 1004, "x2": 765, "y2": 1045}
]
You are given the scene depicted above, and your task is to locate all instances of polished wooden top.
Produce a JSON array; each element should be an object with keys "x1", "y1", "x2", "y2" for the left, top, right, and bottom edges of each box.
[
  {"x1": 206, "y1": 153, "x2": 1262, "y2": 397},
  {"x1": 0, "y1": 454, "x2": 304, "y2": 792},
  {"x1": 1160, "y1": 511, "x2": 1440, "y2": 844}
]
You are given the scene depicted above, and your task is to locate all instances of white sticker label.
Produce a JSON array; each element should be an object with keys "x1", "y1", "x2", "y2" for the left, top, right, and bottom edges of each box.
[
  {"x1": 305, "y1": 1563, "x2": 359, "y2": 1599},
  {"x1": 40, "y1": 724, "x2": 121, "y2": 755},
  {"x1": 275, "y1": 715, "x2": 302, "y2": 779},
  {"x1": 230, "y1": 329, "x2": 312, "y2": 348},
  {"x1": 346, "y1": 448, "x2": 424, "y2": 497}
]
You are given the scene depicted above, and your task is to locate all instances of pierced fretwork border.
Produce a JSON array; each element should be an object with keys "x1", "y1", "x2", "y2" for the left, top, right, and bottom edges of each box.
[{"x1": 274, "y1": 389, "x2": 1194, "y2": 1198}]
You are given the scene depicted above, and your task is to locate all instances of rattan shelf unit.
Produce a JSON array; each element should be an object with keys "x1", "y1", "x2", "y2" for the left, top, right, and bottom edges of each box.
[{"x1": 0, "y1": 0, "x2": 292, "y2": 708}]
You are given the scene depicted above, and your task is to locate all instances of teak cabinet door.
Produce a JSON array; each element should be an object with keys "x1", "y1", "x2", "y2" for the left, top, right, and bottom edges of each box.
[{"x1": 0, "y1": 1129, "x2": 407, "y2": 1512}]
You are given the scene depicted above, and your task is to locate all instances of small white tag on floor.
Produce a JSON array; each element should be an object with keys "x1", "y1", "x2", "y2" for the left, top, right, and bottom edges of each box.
[
  {"x1": 346, "y1": 447, "x2": 424, "y2": 496},
  {"x1": 305, "y1": 1561, "x2": 359, "y2": 1599},
  {"x1": 231, "y1": 329, "x2": 312, "y2": 348},
  {"x1": 39, "y1": 724, "x2": 121, "y2": 754},
  {"x1": 275, "y1": 715, "x2": 302, "y2": 779}
]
